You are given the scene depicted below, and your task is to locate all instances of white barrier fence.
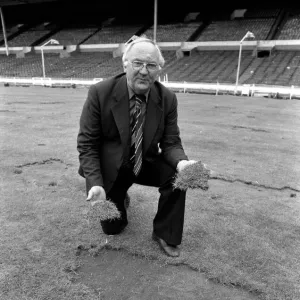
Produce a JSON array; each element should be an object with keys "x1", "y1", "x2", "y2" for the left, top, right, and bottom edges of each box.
[
  {"x1": 0, "y1": 76, "x2": 299, "y2": 99},
  {"x1": 0, "y1": 77, "x2": 104, "y2": 87},
  {"x1": 162, "y1": 81, "x2": 300, "y2": 99}
]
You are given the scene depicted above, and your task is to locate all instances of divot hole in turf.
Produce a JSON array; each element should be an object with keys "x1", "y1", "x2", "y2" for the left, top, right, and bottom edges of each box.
[
  {"x1": 48, "y1": 181, "x2": 58, "y2": 186},
  {"x1": 0, "y1": 110, "x2": 16, "y2": 112},
  {"x1": 213, "y1": 106, "x2": 231, "y2": 109},
  {"x1": 15, "y1": 159, "x2": 67, "y2": 187},
  {"x1": 231, "y1": 125, "x2": 269, "y2": 133},
  {"x1": 13, "y1": 168, "x2": 22, "y2": 174},
  {"x1": 250, "y1": 128, "x2": 269, "y2": 133},
  {"x1": 6, "y1": 101, "x2": 28, "y2": 104},
  {"x1": 77, "y1": 249, "x2": 257, "y2": 300},
  {"x1": 40, "y1": 102, "x2": 65, "y2": 104}
]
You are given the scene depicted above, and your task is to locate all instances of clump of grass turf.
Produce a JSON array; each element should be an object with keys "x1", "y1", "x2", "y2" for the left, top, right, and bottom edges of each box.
[
  {"x1": 88, "y1": 199, "x2": 121, "y2": 221},
  {"x1": 173, "y1": 161, "x2": 210, "y2": 191}
]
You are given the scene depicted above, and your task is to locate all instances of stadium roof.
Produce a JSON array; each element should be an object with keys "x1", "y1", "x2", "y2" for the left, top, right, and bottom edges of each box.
[
  {"x1": 0, "y1": 0, "x2": 298, "y2": 16},
  {"x1": 0, "y1": 0, "x2": 59, "y2": 5},
  {"x1": 0, "y1": 0, "x2": 295, "y2": 8}
]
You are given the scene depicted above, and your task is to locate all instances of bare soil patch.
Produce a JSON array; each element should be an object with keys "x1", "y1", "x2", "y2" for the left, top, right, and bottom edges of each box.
[{"x1": 78, "y1": 249, "x2": 257, "y2": 300}]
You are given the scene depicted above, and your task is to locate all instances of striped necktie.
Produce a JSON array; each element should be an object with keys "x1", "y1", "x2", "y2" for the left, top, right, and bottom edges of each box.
[{"x1": 130, "y1": 94, "x2": 146, "y2": 176}]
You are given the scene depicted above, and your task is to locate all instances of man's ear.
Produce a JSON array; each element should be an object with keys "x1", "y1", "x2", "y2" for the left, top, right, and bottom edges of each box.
[
  {"x1": 155, "y1": 68, "x2": 162, "y2": 80},
  {"x1": 123, "y1": 62, "x2": 128, "y2": 73}
]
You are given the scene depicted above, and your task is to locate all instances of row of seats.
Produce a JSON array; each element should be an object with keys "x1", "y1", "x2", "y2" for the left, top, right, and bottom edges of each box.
[
  {"x1": 0, "y1": 52, "x2": 127, "y2": 78},
  {"x1": 161, "y1": 50, "x2": 300, "y2": 86},
  {"x1": 50, "y1": 28, "x2": 98, "y2": 46},
  {"x1": 84, "y1": 25, "x2": 141, "y2": 44},
  {"x1": 5, "y1": 30, "x2": 50, "y2": 47},
  {"x1": 244, "y1": 8, "x2": 281, "y2": 18},
  {"x1": 2, "y1": 11, "x2": 300, "y2": 47},
  {"x1": 197, "y1": 19, "x2": 274, "y2": 41},
  {"x1": 1, "y1": 50, "x2": 300, "y2": 86},
  {"x1": 143, "y1": 23, "x2": 202, "y2": 42},
  {"x1": 161, "y1": 51, "x2": 241, "y2": 83},
  {"x1": 277, "y1": 16, "x2": 300, "y2": 40}
]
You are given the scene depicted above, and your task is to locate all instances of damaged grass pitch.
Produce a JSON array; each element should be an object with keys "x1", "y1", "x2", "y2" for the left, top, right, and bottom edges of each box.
[{"x1": 2, "y1": 88, "x2": 300, "y2": 300}]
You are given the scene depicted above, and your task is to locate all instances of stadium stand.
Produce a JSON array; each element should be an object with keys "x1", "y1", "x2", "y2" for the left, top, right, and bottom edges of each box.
[
  {"x1": 7, "y1": 52, "x2": 116, "y2": 78},
  {"x1": 2, "y1": 45, "x2": 300, "y2": 87},
  {"x1": 243, "y1": 8, "x2": 281, "y2": 18},
  {"x1": 46, "y1": 28, "x2": 99, "y2": 46},
  {"x1": 160, "y1": 51, "x2": 242, "y2": 83},
  {"x1": 0, "y1": 53, "x2": 46, "y2": 77},
  {"x1": 159, "y1": 49, "x2": 300, "y2": 86},
  {"x1": 276, "y1": 10, "x2": 300, "y2": 40},
  {"x1": 238, "y1": 51, "x2": 300, "y2": 86},
  {"x1": 43, "y1": 52, "x2": 115, "y2": 78},
  {"x1": 289, "y1": 54, "x2": 300, "y2": 86},
  {"x1": 0, "y1": 23, "x2": 52, "y2": 47},
  {"x1": 142, "y1": 22, "x2": 202, "y2": 42},
  {"x1": 196, "y1": 19, "x2": 274, "y2": 41},
  {"x1": 1, "y1": 6, "x2": 300, "y2": 87},
  {"x1": 0, "y1": 51, "x2": 178, "y2": 79},
  {"x1": 8, "y1": 28, "x2": 51, "y2": 47},
  {"x1": 194, "y1": 8, "x2": 281, "y2": 42},
  {"x1": 84, "y1": 24, "x2": 142, "y2": 44}
]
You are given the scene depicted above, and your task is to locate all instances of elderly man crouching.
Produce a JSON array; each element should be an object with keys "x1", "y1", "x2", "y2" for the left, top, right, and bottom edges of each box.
[{"x1": 77, "y1": 36, "x2": 200, "y2": 257}]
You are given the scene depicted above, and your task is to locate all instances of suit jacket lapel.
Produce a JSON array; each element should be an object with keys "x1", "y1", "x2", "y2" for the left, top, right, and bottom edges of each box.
[
  {"x1": 143, "y1": 84, "x2": 163, "y2": 154},
  {"x1": 111, "y1": 76, "x2": 163, "y2": 156},
  {"x1": 111, "y1": 76, "x2": 130, "y2": 151}
]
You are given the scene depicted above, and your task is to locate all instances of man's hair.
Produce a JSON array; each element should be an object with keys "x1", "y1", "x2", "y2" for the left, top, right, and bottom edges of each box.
[{"x1": 122, "y1": 35, "x2": 165, "y2": 68}]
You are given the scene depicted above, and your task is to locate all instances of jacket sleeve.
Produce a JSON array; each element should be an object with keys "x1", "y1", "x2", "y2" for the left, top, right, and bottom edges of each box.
[
  {"x1": 77, "y1": 85, "x2": 104, "y2": 189},
  {"x1": 160, "y1": 93, "x2": 188, "y2": 168}
]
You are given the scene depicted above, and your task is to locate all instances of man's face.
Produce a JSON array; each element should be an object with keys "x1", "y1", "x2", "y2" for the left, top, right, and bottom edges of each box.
[{"x1": 124, "y1": 42, "x2": 161, "y2": 95}]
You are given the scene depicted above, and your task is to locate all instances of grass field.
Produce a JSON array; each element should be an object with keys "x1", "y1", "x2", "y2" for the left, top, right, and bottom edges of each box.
[{"x1": 1, "y1": 86, "x2": 300, "y2": 300}]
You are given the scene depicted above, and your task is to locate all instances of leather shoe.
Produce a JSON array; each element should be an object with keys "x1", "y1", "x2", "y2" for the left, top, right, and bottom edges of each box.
[{"x1": 152, "y1": 232, "x2": 180, "y2": 257}]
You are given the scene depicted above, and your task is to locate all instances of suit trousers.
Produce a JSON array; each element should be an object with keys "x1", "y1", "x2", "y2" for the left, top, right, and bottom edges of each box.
[{"x1": 100, "y1": 155, "x2": 186, "y2": 246}]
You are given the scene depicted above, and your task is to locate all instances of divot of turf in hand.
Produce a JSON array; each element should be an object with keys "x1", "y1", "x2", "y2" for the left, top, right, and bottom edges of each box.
[
  {"x1": 88, "y1": 199, "x2": 121, "y2": 221},
  {"x1": 173, "y1": 161, "x2": 210, "y2": 191}
]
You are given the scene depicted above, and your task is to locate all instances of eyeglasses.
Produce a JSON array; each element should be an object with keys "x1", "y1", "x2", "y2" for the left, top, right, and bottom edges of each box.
[{"x1": 129, "y1": 61, "x2": 160, "y2": 72}]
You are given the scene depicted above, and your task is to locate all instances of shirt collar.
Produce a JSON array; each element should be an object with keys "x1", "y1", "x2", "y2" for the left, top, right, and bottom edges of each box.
[{"x1": 127, "y1": 81, "x2": 149, "y2": 102}]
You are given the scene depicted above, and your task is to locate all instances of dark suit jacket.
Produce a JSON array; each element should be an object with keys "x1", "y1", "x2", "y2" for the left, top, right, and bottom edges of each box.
[{"x1": 77, "y1": 73, "x2": 188, "y2": 192}]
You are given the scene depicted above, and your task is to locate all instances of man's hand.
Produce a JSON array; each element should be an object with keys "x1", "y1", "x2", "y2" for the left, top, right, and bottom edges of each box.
[
  {"x1": 86, "y1": 186, "x2": 106, "y2": 204},
  {"x1": 176, "y1": 160, "x2": 197, "y2": 173}
]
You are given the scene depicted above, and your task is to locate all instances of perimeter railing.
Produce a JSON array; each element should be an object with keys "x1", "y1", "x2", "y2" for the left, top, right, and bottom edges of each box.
[{"x1": 0, "y1": 76, "x2": 299, "y2": 99}]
